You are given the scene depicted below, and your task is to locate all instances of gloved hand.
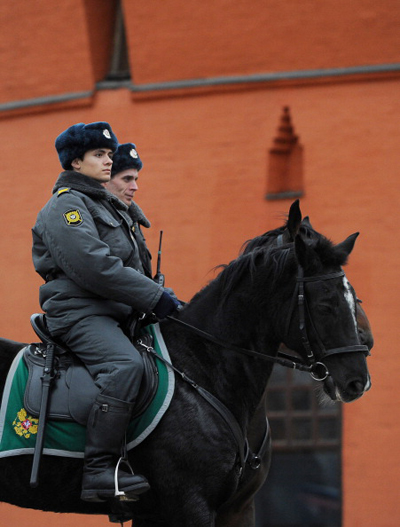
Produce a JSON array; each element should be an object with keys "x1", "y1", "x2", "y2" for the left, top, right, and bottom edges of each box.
[
  {"x1": 153, "y1": 291, "x2": 181, "y2": 319},
  {"x1": 163, "y1": 287, "x2": 179, "y2": 302},
  {"x1": 164, "y1": 287, "x2": 186, "y2": 309}
]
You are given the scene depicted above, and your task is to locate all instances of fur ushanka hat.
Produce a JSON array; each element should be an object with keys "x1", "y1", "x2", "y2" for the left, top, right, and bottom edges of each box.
[
  {"x1": 55, "y1": 122, "x2": 118, "y2": 170},
  {"x1": 111, "y1": 143, "x2": 143, "y2": 176}
]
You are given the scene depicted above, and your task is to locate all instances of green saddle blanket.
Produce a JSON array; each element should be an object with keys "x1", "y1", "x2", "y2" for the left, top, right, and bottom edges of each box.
[{"x1": 0, "y1": 323, "x2": 174, "y2": 459}]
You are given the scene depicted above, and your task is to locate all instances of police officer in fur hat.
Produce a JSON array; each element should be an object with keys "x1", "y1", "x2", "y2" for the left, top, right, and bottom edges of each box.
[
  {"x1": 103, "y1": 142, "x2": 180, "y2": 328},
  {"x1": 32, "y1": 122, "x2": 181, "y2": 503},
  {"x1": 105, "y1": 142, "x2": 143, "y2": 208},
  {"x1": 103, "y1": 143, "x2": 151, "y2": 286}
]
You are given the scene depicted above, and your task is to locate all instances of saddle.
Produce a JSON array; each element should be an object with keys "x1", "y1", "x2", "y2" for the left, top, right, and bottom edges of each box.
[{"x1": 24, "y1": 314, "x2": 159, "y2": 426}]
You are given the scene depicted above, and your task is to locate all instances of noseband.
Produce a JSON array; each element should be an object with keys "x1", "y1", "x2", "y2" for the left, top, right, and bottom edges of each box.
[{"x1": 283, "y1": 266, "x2": 370, "y2": 381}]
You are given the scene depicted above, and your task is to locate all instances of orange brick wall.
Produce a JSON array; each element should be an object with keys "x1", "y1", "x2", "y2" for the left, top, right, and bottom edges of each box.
[
  {"x1": 3, "y1": 0, "x2": 400, "y2": 104},
  {"x1": 0, "y1": 0, "x2": 92, "y2": 105},
  {"x1": 0, "y1": 1, "x2": 399, "y2": 525},
  {"x1": 126, "y1": 0, "x2": 400, "y2": 84}
]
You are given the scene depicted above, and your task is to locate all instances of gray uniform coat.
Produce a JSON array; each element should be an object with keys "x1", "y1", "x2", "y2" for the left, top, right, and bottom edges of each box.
[{"x1": 32, "y1": 171, "x2": 163, "y2": 336}]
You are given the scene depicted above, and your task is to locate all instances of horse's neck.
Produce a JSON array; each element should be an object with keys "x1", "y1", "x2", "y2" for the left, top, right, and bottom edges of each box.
[
  {"x1": 181, "y1": 284, "x2": 257, "y2": 342},
  {"x1": 162, "y1": 301, "x2": 277, "y2": 426}
]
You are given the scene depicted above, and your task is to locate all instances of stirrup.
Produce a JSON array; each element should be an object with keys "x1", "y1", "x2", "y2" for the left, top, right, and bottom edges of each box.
[{"x1": 114, "y1": 457, "x2": 139, "y2": 502}]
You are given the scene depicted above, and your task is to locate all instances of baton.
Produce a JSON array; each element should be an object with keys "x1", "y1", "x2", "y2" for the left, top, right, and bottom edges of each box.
[{"x1": 30, "y1": 343, "x2": 55, "y2": 488}]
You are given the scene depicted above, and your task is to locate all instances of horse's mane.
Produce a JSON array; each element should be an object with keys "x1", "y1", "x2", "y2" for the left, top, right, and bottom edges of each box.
[
  {"x1": 240, "y1": 226, "x2": 286, "y2": 254},
  {"x1": 216, "y1": 244, "x2": 292, "y2": 300},
  {"x1": 194, "y1": 239, "x2": 293, "y2": 309},
  {"x1": 188, "y1": 218, "x2": 346, "y2": 308}
]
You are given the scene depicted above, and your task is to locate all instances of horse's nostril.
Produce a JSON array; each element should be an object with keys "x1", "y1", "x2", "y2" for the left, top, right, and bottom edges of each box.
[{"x1": 348, "y1": 380, "x2": 365, "y2": 395}]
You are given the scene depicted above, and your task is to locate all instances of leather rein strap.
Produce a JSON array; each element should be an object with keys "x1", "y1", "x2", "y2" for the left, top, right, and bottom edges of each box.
[
  {"x1": 167, "y1": 315, "x2": 315, "y2": 374},
  {"x1": 167, "y1": 266, "x2": 369, "y2": 382}
]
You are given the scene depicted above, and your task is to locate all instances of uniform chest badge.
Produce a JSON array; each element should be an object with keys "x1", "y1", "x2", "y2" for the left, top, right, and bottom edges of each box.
[{"x1": 63, "y1": 209, "x2": 83, "y2": 226}]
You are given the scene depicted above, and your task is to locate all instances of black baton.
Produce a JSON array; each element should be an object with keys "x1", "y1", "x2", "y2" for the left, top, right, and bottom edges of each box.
[{"x1": 30, "y1": 343, "x2": 55, "y2": 488}]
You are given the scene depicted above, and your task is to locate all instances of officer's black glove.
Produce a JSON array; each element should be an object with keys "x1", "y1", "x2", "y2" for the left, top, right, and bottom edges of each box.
[
  {"x1": 153, "y1": 291, "x2": 181, "y2": 319},
  {"x1": 164, "y1": 287, "x2": 186, "y2": 308},
  {"x1": 163, "y1": 287, "x2": 179, "y2": 302}
]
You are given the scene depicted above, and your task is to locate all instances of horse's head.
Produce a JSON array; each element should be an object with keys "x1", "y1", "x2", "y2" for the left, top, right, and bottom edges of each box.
[
  {"x1": 242, "y1": 200, "x2": 374, "y2": 354},
  {"x1": 276, "y1": 202, "x2": 371, "y2": 403}
]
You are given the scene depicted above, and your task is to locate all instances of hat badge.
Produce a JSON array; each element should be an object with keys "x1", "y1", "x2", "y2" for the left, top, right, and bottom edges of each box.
[
  {"x1": 130, "y1": 148, "x2": 139, "y2": 159},
  {"x1": 103, "y1": 129, "x2": 111, "y2": 139}
]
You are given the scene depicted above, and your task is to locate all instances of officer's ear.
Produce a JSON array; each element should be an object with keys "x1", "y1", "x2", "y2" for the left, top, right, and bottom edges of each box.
[{"x1": 71, "y1": 158, "x2": 81, "y2": 171}]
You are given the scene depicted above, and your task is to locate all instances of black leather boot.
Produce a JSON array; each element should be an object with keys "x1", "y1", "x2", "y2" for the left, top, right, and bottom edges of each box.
[{"x1": 81, "y1": 394, "x2": 150, "y2": 503}]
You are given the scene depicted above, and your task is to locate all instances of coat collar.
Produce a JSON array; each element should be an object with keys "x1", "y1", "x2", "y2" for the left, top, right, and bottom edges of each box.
[
  {"x1": 53, "y1": 171, "x2": 151, "y2": 227},
  {"x1": 128, "y1": 202, "x2": 151, "y2": 228}
]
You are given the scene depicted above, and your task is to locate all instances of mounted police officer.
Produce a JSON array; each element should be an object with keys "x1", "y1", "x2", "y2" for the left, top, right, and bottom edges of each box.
[
  {"x1": 103, "y1": 142, "x2": 152, "y2": 287},
  {"x1": 32, "y1": 122, "x2": 180, "y2": 503},
  {"x1": 104, "y1": 142, "x2": 143, "y2": 207},
  {"x1": 103, "y1": 142, "x2": 180, "y2": 332}
]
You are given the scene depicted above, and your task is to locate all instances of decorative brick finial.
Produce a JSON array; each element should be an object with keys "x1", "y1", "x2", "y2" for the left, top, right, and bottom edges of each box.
[{"x1": 266, "y1": 107, "x2": 304, "y2": 200}]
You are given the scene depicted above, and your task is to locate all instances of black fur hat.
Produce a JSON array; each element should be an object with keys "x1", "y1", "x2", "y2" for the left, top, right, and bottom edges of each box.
[
  {"x1": 55, "y1": 122, "x2": 119, "y2": 170},
  {"x1": 111, "y1": 143, "x2": 143, "y2": 176}
]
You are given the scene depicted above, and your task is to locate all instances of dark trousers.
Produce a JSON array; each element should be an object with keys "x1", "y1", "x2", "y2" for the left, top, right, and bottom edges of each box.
[{"x1": 60, "y1": 315, "x2": 144, "y2": 402}]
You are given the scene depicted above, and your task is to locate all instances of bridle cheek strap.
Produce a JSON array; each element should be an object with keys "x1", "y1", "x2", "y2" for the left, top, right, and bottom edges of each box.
[{"x1": 285, "y1": 266, "x2": 370, "y2": 381}]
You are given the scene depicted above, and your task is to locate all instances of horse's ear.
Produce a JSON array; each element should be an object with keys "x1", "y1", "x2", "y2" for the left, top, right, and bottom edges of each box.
[
  {"x1": 286, "y1": 200, "x2": 302, "y2": 240},
  {"x1": 294, "y1": 233, "x2": 314, "y2": 269},
  {"x1": 335, "y1": 232, "x2": 359, "y2": 263},
  {"x1": 302, "y1": 216, "x2": 313, "y2": 228}
]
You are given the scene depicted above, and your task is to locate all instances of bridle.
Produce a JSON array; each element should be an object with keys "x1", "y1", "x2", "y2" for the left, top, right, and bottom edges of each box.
[
  {"x1": 283, "y1": 266, "x2": 370, "y2": 381},
  {"x1": 167, "y1": 264, "x2": 370, "y2": 382}
]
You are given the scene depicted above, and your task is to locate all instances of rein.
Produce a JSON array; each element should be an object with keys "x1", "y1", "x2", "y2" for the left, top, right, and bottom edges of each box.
[
  {"x1": 166, "y1": 315, "x2": 317, "y2": 374},
  {"x1": 167, "y1": 266, "x2": 369, "y2": 382}
]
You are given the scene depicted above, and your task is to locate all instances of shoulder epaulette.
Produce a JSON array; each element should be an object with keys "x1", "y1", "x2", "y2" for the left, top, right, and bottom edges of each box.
[{"x1": 57, "y1": 188, "x2": 71, "y2": 196}]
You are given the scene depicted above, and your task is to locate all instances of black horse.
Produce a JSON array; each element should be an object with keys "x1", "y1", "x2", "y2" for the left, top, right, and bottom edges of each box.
[{"x1": 0, "y1": 201, "x2": 372, "y2": 526}]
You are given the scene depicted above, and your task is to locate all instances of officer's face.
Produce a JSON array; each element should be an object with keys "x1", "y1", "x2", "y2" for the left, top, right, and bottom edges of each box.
[
  {"x1": 104, "y1": 169, "x2": 139, "y2": 207},
  {"x1": 71, "y1": 148, "x2": 114, "y2": 182}
]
